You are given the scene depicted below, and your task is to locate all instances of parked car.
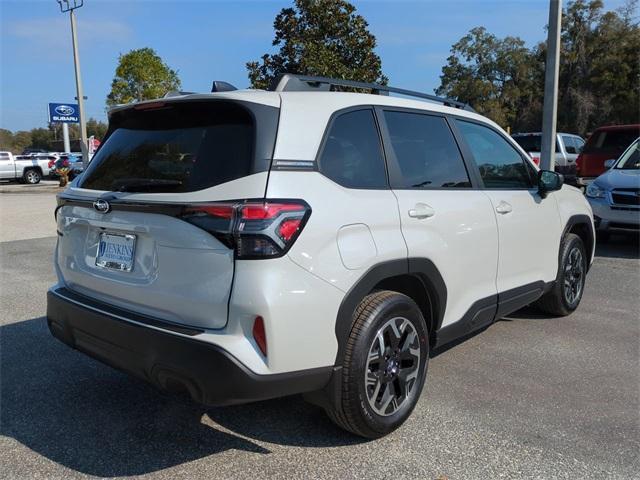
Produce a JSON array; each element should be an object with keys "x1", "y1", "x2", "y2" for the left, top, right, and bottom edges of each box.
[
  {"x1": 47, "y1": 74, "x2": 594, "y2": 438},
  {"x1": 576, "y1": 124, "x2": 640, "y2": 186},
  {"x1": 50, "y1": 153, "x2": 84, "y2": 180},
  {"x1": 21, "y1": 147, "x2": 48, "y2": 155},
  {"x1": 0, "y1": 151, "x2": 53, "y2": 183},
  {"x1": 512, "y1": 132, "x2": 585, "y2": 185},
  {"x1": 585, "y1": 138, "x2": 640, "y2": 240}
]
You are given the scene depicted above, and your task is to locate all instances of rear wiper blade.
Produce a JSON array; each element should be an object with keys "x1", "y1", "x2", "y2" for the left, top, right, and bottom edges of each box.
[{"x1": 112, "y1": 178, "x2": 183, "y2": 192}]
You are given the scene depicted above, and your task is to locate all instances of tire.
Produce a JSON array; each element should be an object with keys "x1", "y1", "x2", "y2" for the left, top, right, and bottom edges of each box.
[
  {"x1": 535, "y1": 233, "x2": 587, "y2": 316},
  {"x1": 326, "y1": 291, "x2": 429, "y2": 438},
  {"x1": 23, "y1": 169, "x2": 41, "y2": 184}
]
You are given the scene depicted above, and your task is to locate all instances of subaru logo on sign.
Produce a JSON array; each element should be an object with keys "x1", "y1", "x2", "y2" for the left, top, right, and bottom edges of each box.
[
  {"x1": 55, "y1": 105, "x2": 75, "y2": 116},
  {"x1": 93, "y1": 199, "x2": 111, "y2": 214},
  {"x1": 48, "y1": 102, "x2": 80, "y2": 124}
]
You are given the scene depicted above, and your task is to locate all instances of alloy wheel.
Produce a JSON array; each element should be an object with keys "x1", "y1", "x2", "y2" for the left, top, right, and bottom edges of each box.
[
  {"x1": 365, "y1": 316, "x2": 421, "y2": 416},
  {"x1": 564, "y1": 247, "x2": 584, "y2": 305}
]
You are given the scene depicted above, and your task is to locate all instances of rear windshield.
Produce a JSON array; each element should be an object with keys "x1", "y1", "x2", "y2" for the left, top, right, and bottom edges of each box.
[
  {"x1": 80, "y1": 101, "x2": 274, "y2": 193},
  {"x1": 584, "y1": 128, "x2": 640, "y2": 154},
  {"x1": 512, "y1": 135, "x2": 559, "y2": 153}
]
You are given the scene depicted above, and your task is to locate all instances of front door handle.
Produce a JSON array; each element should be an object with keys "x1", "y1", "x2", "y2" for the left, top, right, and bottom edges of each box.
[
  {"x1": 495, "y1": 201, "x2": 513, "y2": 215},
  {"x1": 408, "y1": 203, "x2": 435, "y2": 219}
]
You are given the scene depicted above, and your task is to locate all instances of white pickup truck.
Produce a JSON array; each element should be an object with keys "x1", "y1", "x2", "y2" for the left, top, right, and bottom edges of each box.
[{"x1": 0, "y1": 151, "x2": 54, "y2": 184}]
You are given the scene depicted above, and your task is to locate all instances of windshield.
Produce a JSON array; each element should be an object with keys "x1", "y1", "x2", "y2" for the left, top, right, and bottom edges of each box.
[
  {"x1": 615, "y1": 140, "x2": 640, "y2": 170},
  {"x1": 80, "y1": 101, "x2": 258, "y2": 193}
]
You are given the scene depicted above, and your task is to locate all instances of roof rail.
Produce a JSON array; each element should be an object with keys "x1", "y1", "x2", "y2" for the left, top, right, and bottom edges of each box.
[{"x1": 270, "y1": 73, "x2": 475, "y2": 112}]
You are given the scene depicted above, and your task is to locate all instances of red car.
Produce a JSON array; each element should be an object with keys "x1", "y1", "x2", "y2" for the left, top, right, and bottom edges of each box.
[{"x1": 576, "y1": 124, "x2": 640, "y2": 186}]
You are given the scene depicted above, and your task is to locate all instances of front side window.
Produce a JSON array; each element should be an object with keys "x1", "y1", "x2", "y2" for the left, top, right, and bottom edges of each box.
[
  {"x1": 562, "y1": 135, "x2": 578, "y2": 154},
  {"x1": 317, "y1": 109, "x2": 387, "y2": 189},
  {"x1": 456, "y1": 120, "x2": 534, "y2": 189},
  {"x1": 384, "y1": 111, "x2": 470, "y2": 188}
]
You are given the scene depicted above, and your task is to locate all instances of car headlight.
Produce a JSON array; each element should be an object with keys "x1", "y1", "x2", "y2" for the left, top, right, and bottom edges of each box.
[{"x1": 586, "y1": 183, "x2": 606, "y2": 199}]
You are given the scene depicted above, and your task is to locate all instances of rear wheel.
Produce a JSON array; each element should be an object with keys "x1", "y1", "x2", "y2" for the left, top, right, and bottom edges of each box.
[
  {"x1": 23, "y1": 169, "x2": 41, "y2": 184},
  {"x1": 535, "y1": 233, "x2": 587, "y2": 316},
  {"x1": 326, "y1": 291, "x2": 429, "y2": 438}
]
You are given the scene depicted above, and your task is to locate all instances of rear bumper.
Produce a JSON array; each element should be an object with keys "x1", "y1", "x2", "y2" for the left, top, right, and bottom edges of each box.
[{"x1": 46, "y1": 287, "x2": 332, "y2": 406}]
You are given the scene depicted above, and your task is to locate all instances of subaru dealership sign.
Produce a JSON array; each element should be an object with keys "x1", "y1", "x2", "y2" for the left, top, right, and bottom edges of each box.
[{"x1": 48, "y1": 103, "x2": 79, "y2": 123}]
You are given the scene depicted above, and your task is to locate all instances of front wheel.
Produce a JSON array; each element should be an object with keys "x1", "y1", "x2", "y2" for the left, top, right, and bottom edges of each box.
[
  {"x1": 535, "y1": 233, "x2": 587, "y2": 316},
  {"x1": 326, "y1": 291, "x2": 429, "y2": 438}
]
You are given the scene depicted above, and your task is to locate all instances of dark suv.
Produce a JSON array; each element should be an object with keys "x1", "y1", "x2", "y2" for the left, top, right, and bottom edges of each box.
[{"x1": 576, "y1": 124, "x2": 640, "y2": 186}]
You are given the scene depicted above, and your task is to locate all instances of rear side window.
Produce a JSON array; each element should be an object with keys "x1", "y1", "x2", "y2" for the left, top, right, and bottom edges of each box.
[
  {"x1": 80, "y1": 102, "x2": 265, "y2": 193},
  {"x1": 456, "y1": 120, "x2": 534, "y2": 189},
  {"x1": 317, "y1": 109, "x2": 387, "y2": 189},
  {"x1": 586, "y1": 128, "x2": 640, "y2": 153},
  {"x1": 0, "y1": 153, "x2": 9, "y2": 159},
  {"x1": 384, "y1": 111, "x2": 470, "y2": 188}
]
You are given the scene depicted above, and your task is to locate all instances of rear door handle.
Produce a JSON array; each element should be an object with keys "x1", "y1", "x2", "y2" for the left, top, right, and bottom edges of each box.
[
  {"x1": 408, "y1": 203, "x2": 435, "y2": 219},
  {"x1": 495, "y1": 201, "x2": 513, "y2": 215}
]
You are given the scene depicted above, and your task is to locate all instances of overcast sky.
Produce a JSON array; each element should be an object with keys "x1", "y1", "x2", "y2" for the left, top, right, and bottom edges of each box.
[{"x1": 0, "y1": 0, "x2": 628, "y2": 131}]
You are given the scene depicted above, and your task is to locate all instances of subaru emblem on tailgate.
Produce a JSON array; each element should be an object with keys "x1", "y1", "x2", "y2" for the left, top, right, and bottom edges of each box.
[{"x1": 93, "y1": 199, "x2": 111, "y2": 213}]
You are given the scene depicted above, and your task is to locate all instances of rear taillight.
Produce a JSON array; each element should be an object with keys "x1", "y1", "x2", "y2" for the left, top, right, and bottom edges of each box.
[
  {"x1": 576, "y1": 153, "x2": 583, "y2": 174},
  {"x1": 531, "y1": 156, "x2": 540, "y2": 166},
  {"x1": 180, "y1": 200, "x2": 310, "y2": 259}
]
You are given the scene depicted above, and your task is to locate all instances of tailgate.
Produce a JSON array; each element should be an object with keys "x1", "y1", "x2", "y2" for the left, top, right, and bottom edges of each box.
[
  {"x1": 56, "y1": 200, "x2": 235, "y2": 329},
  {"x1": 53, "y1": 97, "x2": 279, "y2": 330}
]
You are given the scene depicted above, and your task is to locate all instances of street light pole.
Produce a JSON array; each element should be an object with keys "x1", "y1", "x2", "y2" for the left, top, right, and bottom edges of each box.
[
  {"x1": 540, "y1": 0, "x2": 563, "y2": 171},
  {"x1": 57, "y1": 1, "x2": 89, "y2": 167}
]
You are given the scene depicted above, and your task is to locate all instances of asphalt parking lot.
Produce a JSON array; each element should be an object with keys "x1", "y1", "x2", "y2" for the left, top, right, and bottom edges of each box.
[{"x1": 1, "y1": 188, "x2": 638, "y2": 480}]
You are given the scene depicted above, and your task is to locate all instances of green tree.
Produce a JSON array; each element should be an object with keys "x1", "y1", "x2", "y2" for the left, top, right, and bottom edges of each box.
[
  {"x1": 437, "y1": 0, "x2": 639, "y2": 134},
  {"x1": 0, "y1": 129, "x2": 14, "y2": 151},
  {"x1": 558, "y1": 0, "x2": 639, "y2": 132},
  {"x1": 11, "y1": 131, "x2": 33, "y2": 154},
  {"x1": 106, "y1": 47, "x2": 181, "y2": 107},
  {"x1": 436, "y1": 27, "x2": 542, "y2": 130},
  {"x1": 247, "y1": 0, "x2": 387, "y2": 89},
  {"x1": 30, "y1": 128, "x2": 53, "y2": 150},
  {"x1": 86, "y1": 118, "x2": 108, "y2": 139}
]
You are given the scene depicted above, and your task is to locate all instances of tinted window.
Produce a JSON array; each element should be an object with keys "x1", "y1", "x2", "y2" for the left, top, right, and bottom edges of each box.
[
  {"x1": 0, "y1": 153, "x2": 9, "y2": 159},
  {"x1": 512, "y1": 134, "x2": 559, "y2": 153},
  {"x1": 80, "y1": 102, "x2": 257, "y2": 193},
  {"x1": 562, "y1": 135, "x2": 578, "y2": 154},
  {"x1": 318, "y1": 109, "x2": 387, "y2": 188},
  {"x1": 457, "y1": 120, "x2": 534, "y2": 188},
  {"x1": 585, "y1": 128, "x2": 640, "y2": 153},
  {"x1": 384, "y1": 112, "x2": 470, "y2": 188}
]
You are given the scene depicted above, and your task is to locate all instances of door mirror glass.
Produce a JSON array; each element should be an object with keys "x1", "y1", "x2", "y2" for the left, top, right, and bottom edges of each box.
[
  {"x1": 538, "y1": 170, "x2": 563, "y2": 197},
  {"x1": 604, "y1": 159, "x2": 616, "y2": 169}
]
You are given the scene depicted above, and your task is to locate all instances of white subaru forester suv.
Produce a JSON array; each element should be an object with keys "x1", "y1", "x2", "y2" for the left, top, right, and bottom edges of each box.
[{"x1": 48, "y1": 74, "x2": 594, "y2": 438}]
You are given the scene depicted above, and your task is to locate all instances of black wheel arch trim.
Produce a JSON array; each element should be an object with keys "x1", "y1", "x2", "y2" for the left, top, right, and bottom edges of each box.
[
  {"x1": 333, "y1": 257, "x2": 447, "y2": 368},
  {"x1": 562, "y1": 214, "x2": 594, "y2": 271}
]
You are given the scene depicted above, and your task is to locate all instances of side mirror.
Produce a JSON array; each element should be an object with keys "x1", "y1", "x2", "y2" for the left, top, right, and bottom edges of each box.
[
  {"x1": 538, "y1": 170, "x2": 564, "y2": 198},
  {"x1": 604, "y1": 159, "x2": 616, "y2": 169}
]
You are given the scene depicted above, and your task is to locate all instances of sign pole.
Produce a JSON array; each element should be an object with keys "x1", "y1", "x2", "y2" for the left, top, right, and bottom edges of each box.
[
  {"x1": 62, "y1": 123, "x2": 71, "y2": 153},
  {"x1": 540, "y1": 0, "x2": 563, "y2": 171},
  {"x1": 69, "y1": 8, "x2": 89, "y2": 167}
]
